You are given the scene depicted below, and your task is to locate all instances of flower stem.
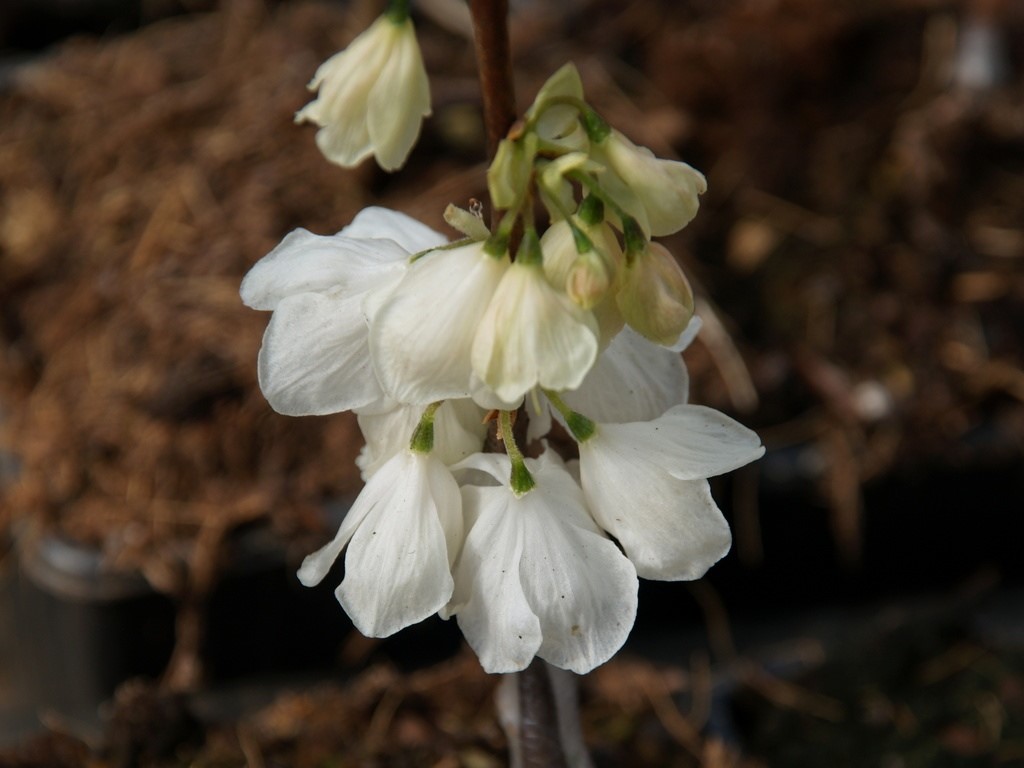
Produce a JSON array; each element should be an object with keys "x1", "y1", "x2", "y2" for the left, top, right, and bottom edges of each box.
[
  {"x1": 516, "y1": 659, "x2": 569, "y2": 767},
  {"x1": 467, "y1": 0, "x2": 517, "y2": 225},
  {"x1": 499, "y1": 409, "x2": 535, "y2": 495},
  {"x1": 543, "y1": 390, "x2": 596, "y2": 442}
]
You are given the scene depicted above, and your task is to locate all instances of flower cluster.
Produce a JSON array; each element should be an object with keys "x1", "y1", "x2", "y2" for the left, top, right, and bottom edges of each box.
[{"x1": 242, "y1": 63, "x2": 764, "y2": 674}]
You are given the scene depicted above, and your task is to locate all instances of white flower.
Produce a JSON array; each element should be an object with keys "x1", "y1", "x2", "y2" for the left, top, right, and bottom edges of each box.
[
  {"x1": 591, "y1": 129, "x2": 706, "y2": 237},
  {"x1": 446, "y1": 452, "x2": 638, "y2": 674},
  {"x1": 370, "y1": 241, "x2": 512, "y2": 408},
  {"x1": 297, "y1": 449, "x2": 462, "y2": 637},
  {"x1": 356, "y1": 398, "x2": 488, "y2": 479},
  {"x1": 240, "y1": 208, "x2": 445, "y2": 416},
  {"x1": 578, "y1": 404, "x2": 764, "y2": 581},
  {"x1": 562, "y1": 324, "x2": 688, "y2": 423},
  {"x1": 472, "y1": 260, "x2": 599, "y2": 403},
  {"x1": 295, "y1": 15, "x2": 431, "y2": 171}
]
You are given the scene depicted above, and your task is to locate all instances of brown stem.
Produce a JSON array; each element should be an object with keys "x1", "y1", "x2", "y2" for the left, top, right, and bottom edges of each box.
[
  {"x1": 467, "y1": 0, "x2": 517, "y2": 221},
  {"x1": 517, "y1": 659, "x2": 569, "y2": 768}
]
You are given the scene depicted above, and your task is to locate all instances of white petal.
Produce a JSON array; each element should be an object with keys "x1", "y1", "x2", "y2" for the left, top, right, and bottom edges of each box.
[
  {"x1": 340, "y1": 206, "x2": 446, "y2": 252},
  {"x1": 434, "y1": 398, "x2": 490, "y2": 465},
  {"x1": 525, "y1": 387, "x2": 553, "y2": 443},
  {"x1": 563, "y1": 325, "x2": 688, "y2": 423},
  {"x1": 240, "y1": 230, "x2": 408, "y2": 311},
  {"x1": 579, "y1": 443, "x2": 732, "y2": 581},
  {"x1": 367, "y1": 21, "x2": 431, "y2": 171},
  {"x1": 337, "y1": 452, "x2": 459, "y2": 637},
  {"x1": 296, "y1": 453, "x2": 403, "y2": 587},
  {"x1": 452, "y1": 485, "x2": 542, "y2": 673},
  {"x1": 449, "y1": 454, "x2": 637, "y2": 673},
  {"x1": 257, "y1": 291, "x2": 390, "y2": 415},
  {"x1": 472, "y1": 262, "x2": 598, "y2": 403},
  {"x1": 297, "y1": 17, "x2": 431, "y2": 172},
  {"x1": 518, "y1": 465, "x2": 638, "y2": 673},
  {"x1": 298, "y1": 18, "x2": 394, "y2": 167},
  {"x1": 371, "y1": 243, "x2": 509, "y2": 404},
  {"x1": 668, "y1": 315, "x2": 702, "y2": 353},
  {"x1": 576, "y1": 406, "x2": 762, "y2": 580},
  {"x1": 598, "y1": 405, "x2": 765, "y2": 481},
  {"x1": 356, "y1": 398, "x2": 487, "y2": 479},
  {"x1": 450, "y1": 451, "x2": 509, "y2": 486}
]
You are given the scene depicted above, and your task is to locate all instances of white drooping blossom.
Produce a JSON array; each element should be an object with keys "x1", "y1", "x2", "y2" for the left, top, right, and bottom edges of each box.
[
  {"x1": 296, "y1": 13, "x2": 430, "y2": 171},
  {"x1": 370, "y1": 240, "x2": 512, "y2": 408},
  {"x1": 472, "y1": 252, "x2": 599, "y2": 404},
  {"x1": 243, "y1": 59, "x2": 764, "y2": 677},
  {"x1": 298, "y1": 447, "x2": 462, "y2": 637},
  {"x1": 577, "y1": 405, "x2": 764, "y2": 580},
  {"x1": 240, "y1": 207, "x2": 445, "y2": 416},
  {"x1": 445, "y1": 452, "x2": 638, "y2": 674}
]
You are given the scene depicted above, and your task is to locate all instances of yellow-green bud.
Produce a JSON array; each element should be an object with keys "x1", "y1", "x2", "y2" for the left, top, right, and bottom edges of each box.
[
  {"x1": 487, "y1": 131, "x2": 538, "y2": 211},
  {"x1": 566, "y1": 249, "x2": 610, "y2": 310},
  {"x1": 616, "y1": 241, "x2": 694, "y2": 345}
]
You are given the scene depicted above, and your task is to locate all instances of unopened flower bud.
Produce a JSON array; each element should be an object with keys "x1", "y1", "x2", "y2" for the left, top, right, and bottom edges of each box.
[
  {"x1": 542, "y1": 218, "x2": 625, "y2": 344},
  {"x1": 527, "y1": 63, "x2": 589, "y2": 152},
  {"x1": 616, "y1": 241, "x2": 694, "y2": 345},
  {"x1": 567, "y1": 249, "x2": 610, "y2": 309},
  {"x1": 296, "y1": 14, "x2": 431, "y2": 172},
  {"x1": 488, "y1": 132, "x2": 538, "y2": 211},
  {"x1": 592, "y1": 129, "x2": 706, "y2": 237}
]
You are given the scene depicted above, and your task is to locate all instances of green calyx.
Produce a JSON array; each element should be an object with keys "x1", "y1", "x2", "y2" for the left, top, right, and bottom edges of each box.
[
  {"x1": 516, "y1": 228, "x2": 543, "y2": 266},
  {"x1": 543, "y1": 389, "x2": 597, "y2": 443},
  {"x1": 510, "y1": 458, "x2": 536, "y2": 496},
  {"x1": 566, "y1": 411, "x2": 596, "y2": 442},
  {"x1": 484, "y1": 231, "x2": 509, "y2": 257},
  {"x1": 569, "y1": 223, "x2": 594, "y2": 255},
  {"x1": 577, "y1": 195, "x2": 604, "y2": 226},
  {"x1": 409, "y1": 402, "x2": 442, "y2": 453},
  {"x1": 499, "y1": 409, "x2": 536, "y2": 496},
  {"x1": 622, "y1": 217, "x2": 647, "y2": 263},
  {"x1": 385, "y1": 0, "x2": 411, "y2": 23},
  {"x1": 580, "y1": 108, "x2": 611, "y2": 144}
]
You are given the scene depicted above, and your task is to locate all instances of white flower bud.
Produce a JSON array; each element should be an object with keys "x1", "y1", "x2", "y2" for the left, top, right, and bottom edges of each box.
[
  {"x1": 591, "y1": 129, "x2": 706, "y2": 237},
  {"x1": 295, "y1": 15, "x2": 431, "y2": 172}
]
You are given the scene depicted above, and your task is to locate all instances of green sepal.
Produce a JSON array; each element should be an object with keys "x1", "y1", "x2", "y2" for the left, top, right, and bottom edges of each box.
[
  {"x1": 570, "y1": 223, "x2": 594, "y2": 255},
  {"x1": 622, "y1": 216, "x2": 647, "y2": 262},
  {"x1": 577, "y1": 195, "x2": 604, "y2": 226},
  {"x1": 580, "y1": 109, "x2": 611, "y2": 144},
  {"x1": 566, "y1": 411, "x2": 596, "y2": 442},
  {"x1": 385, "y1": 0, "x2": 411, "y2": 23},
  {"x1": 409, "y1": 402, "x2": 442, "y2": 453},
  {"x1": 516, "y1": 228, "x2": 543, "y2": 266},
  {"x1": 484, "y1": 231, "x2": 509, "y2": 257},
  {"x1": 409, "y1": 420, "x2": 434, "y2": 453},
  {"x1": 510, "y1": 458, "x2": 536, "y2": 496}
]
